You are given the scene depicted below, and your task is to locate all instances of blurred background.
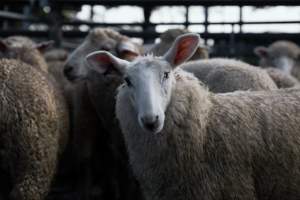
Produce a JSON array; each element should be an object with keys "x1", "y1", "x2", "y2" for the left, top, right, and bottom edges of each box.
[
  {"x1": 1, "y1": 1, "x2": 300, "y2": 200},
  {"x1": 1, "y1": 0, "x2": 300, "y2": 64}
]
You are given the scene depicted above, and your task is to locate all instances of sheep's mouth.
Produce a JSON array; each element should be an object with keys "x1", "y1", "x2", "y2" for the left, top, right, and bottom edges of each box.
[
  {"x1": 141, "y1": 122, "x2": 164, "y2": 134},
  {"x1": 144, "y1": 123, "x2": 159, "y2": 132},
  {"x1": 64, "y1": 71, "x2": 86, "y2": 82},
  {"x1": 65, "y1": 74, "x2": 79, "y2": 82}
]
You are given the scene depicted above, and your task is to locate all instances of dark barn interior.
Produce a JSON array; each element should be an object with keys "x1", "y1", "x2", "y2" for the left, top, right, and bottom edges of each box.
[
  {"x1": 1, "y1": 1, "x2": 300, "y2": 200},
  {"x1": 1, "y1": 0, "x2": 300, "y2": 63}
]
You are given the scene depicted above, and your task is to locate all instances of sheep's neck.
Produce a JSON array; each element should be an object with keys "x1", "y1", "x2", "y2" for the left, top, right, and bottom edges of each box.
[{"x1": 122, "y1": 73, "x2": 212, "y2": 200}]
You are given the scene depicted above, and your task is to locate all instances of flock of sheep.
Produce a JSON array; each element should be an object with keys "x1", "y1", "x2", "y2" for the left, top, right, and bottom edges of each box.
[{"x1": 0, "y1": 27, "x2": 300, "y2": 200}]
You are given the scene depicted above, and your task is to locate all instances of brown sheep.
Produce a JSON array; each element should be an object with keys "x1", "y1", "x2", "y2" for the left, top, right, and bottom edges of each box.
[
  {"x1": 0, "y1": 58, "x2": 69, "y2": 200},
  {"x1": 63, "y1": 27, "x2": 144, "y2": 200},
  {"x1": 0, "y1": 37, "x2": 69, "y2": 200},
  {"x1": 87, "y1": 34, "x2": 300, "y2": 200},
  {"x1": 254, "y1": 40, "x2": 300, "y2": 80},
  {"x1": 64, "y1": 27, "x2": 141, "y2": 81}
]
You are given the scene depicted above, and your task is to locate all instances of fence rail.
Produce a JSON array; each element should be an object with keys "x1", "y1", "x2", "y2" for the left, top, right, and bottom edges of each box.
[
  {"x1": 1, "y1": 0, "x2": 300, "y2": 61},
  {"x1": 2, "y1": 0, "x2": 300, "y2": 6}
]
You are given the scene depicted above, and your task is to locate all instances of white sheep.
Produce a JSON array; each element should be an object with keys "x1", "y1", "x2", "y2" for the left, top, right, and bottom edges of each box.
[
  {"x1": 181, "y1": 58, "x2": 278, "y2": 92},
  {"x1": 265, "y1": 67, "x2": 300, "y2": 88},
  {"x1": 86, "y1": 33, "x2": 300, "y2": 200},
  {"x1": 254, "y1": 40, "x2": 300, "y2": 80}
]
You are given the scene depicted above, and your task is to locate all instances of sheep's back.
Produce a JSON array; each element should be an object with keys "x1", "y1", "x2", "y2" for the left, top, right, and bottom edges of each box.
[
  {"x1": 0, "y1": 59, "x2": 67, "y2": 169},
  {"x1": 266, "y1": 67, "x2": 300, "y2": 88},
  {"x1": 292, "y1": 66, "x2": 300, "y2": 81},
  {"x1": 207, "y1": 89, "x2": 300, "y2": 200},
  {"x1": 182, "y1": 58, "x2": 278, "y2": 93}
]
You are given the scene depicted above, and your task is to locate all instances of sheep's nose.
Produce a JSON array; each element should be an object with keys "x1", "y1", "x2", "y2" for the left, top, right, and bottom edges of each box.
[
  {"x1": 64, "y1": 65, "x2": 73, "y2": 76},
  {"x1": 64, "y1": 65, "x2": 75, "y2": 80},
  {"x1": 141, "y1": 115, "x2": 159, "y2": 132}
]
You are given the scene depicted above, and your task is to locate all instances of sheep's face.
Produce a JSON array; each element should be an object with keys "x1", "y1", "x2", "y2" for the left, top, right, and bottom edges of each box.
[
  {"x1": 64, "y1": 29, "x2": 140, "y2": 82},
  {"x1": 255, "y1": 41, "x2": 300, "y2": 74},
  {"x1": 86, "y1": 33, "x2": 200, "y2": 134},
  {"x1": 123, "y1": 57, "x2": 174, "y2": 134},
  {"x1": 64, "y1": 37, "x2": 116, "y2": 81}
]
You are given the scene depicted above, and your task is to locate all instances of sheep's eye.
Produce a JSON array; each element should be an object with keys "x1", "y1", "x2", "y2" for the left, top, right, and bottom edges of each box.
[
  {"x1": 163, "y1": 72, "x2": 170, "y2": 80},
  {"x1": 124, "y1": 77, "x2": 132, "y2": 87}
]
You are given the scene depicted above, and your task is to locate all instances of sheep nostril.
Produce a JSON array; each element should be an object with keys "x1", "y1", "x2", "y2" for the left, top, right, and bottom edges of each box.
[
  {"x1": 145, "y1": 122, "x2": 156, "y2": 131},
  {"x1": 64, "y1": 66, "x2": 72, "y2": 74},
  {"x1": 141, "y1": 115, "x2": 159, "y2": 131},
  {"x1": 63, "y1": 65, "x2": 79, "y2": 82},
  {"x1": 63, "y1": 65, "x2": 74, "y2": 77}
]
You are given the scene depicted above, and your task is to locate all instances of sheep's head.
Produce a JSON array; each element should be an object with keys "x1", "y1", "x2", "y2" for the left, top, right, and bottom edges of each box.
[
  {"x1": 0, "y1": 36, "x2": 53, "y2": 72},
  {"x1": 64, "y1": 28, "x2": 141, "y2": 82},
  {"x1": 255, "y1": 40, "x2": 300, "y2": 74},
  {"x1": 86, "y1": 33, "x2": 200, "y2": 134}
]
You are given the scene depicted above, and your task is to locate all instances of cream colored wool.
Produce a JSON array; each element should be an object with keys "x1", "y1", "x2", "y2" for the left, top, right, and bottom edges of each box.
[
  {"x1": 116, "y1": 68, "x2": 300, "y2": 200},
  {"x1": 181, "y1": 58, "x2": 278, "y2": 92}
]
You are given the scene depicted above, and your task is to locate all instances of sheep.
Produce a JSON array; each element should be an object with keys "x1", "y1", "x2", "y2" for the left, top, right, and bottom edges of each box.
[
  {"x1": 0, "y1": 37, "x2": 69, "y2": 200},
  {"x1": 0, "y1": 36, "x2": 71, "y2": 99},
  {"x1": 64, "y1": 27, "x2": 141, "y2": 81},
  {"x1": 44, "y1": 48, "x2": 70, "y2": 90},
  {"x1": 265, "y1": 67, "x2": 300, "y2": 88},
  {"x1": 254, "y1": 40, "x2": 300, "y2": 80},
  {"x1": 181, "y1": 58, "x2": 278, "y2": 92},
  {"x1": 86, "y1": 33, "x2": 300, "y2": 200},
  {"x1": 0, "y1": 58, "x2": 69, "y2": 200},
  {"x1": 63, "y1": 27, "x2": 144, "y2": 199},
  {"x1": 147, "y1": 30, "x2": 279, "y2": 91},
  {"x1": 148, "y1": 28, "x2": 209, "y2": 60},
  {"x1": 78, "y1": 30, "x2": 278, "y2": 199},
  {"x1": 0, "y1": 36, "x2": 53, "y2": 73}
]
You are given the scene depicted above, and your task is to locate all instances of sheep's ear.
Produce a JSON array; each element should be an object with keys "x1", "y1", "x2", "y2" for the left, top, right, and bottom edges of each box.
[
  {"x1": 254, "y1": 46, "x2": 269, "y2": 58},
  {"x1": 85, "y1": 51, "x2": 129, "y2": 75},
  {"x1": 117, "y1": 40, "x2": 140, "y2": 61},
  {"x1": 35, "y1": 40, "x2": 54, "y2": 53},
  {"x1": 163, "y1": 33, "x2": 200, "y2": 68},
  {"x1": 0, "y1": 40, "x2": 7, "y2": 52}
]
